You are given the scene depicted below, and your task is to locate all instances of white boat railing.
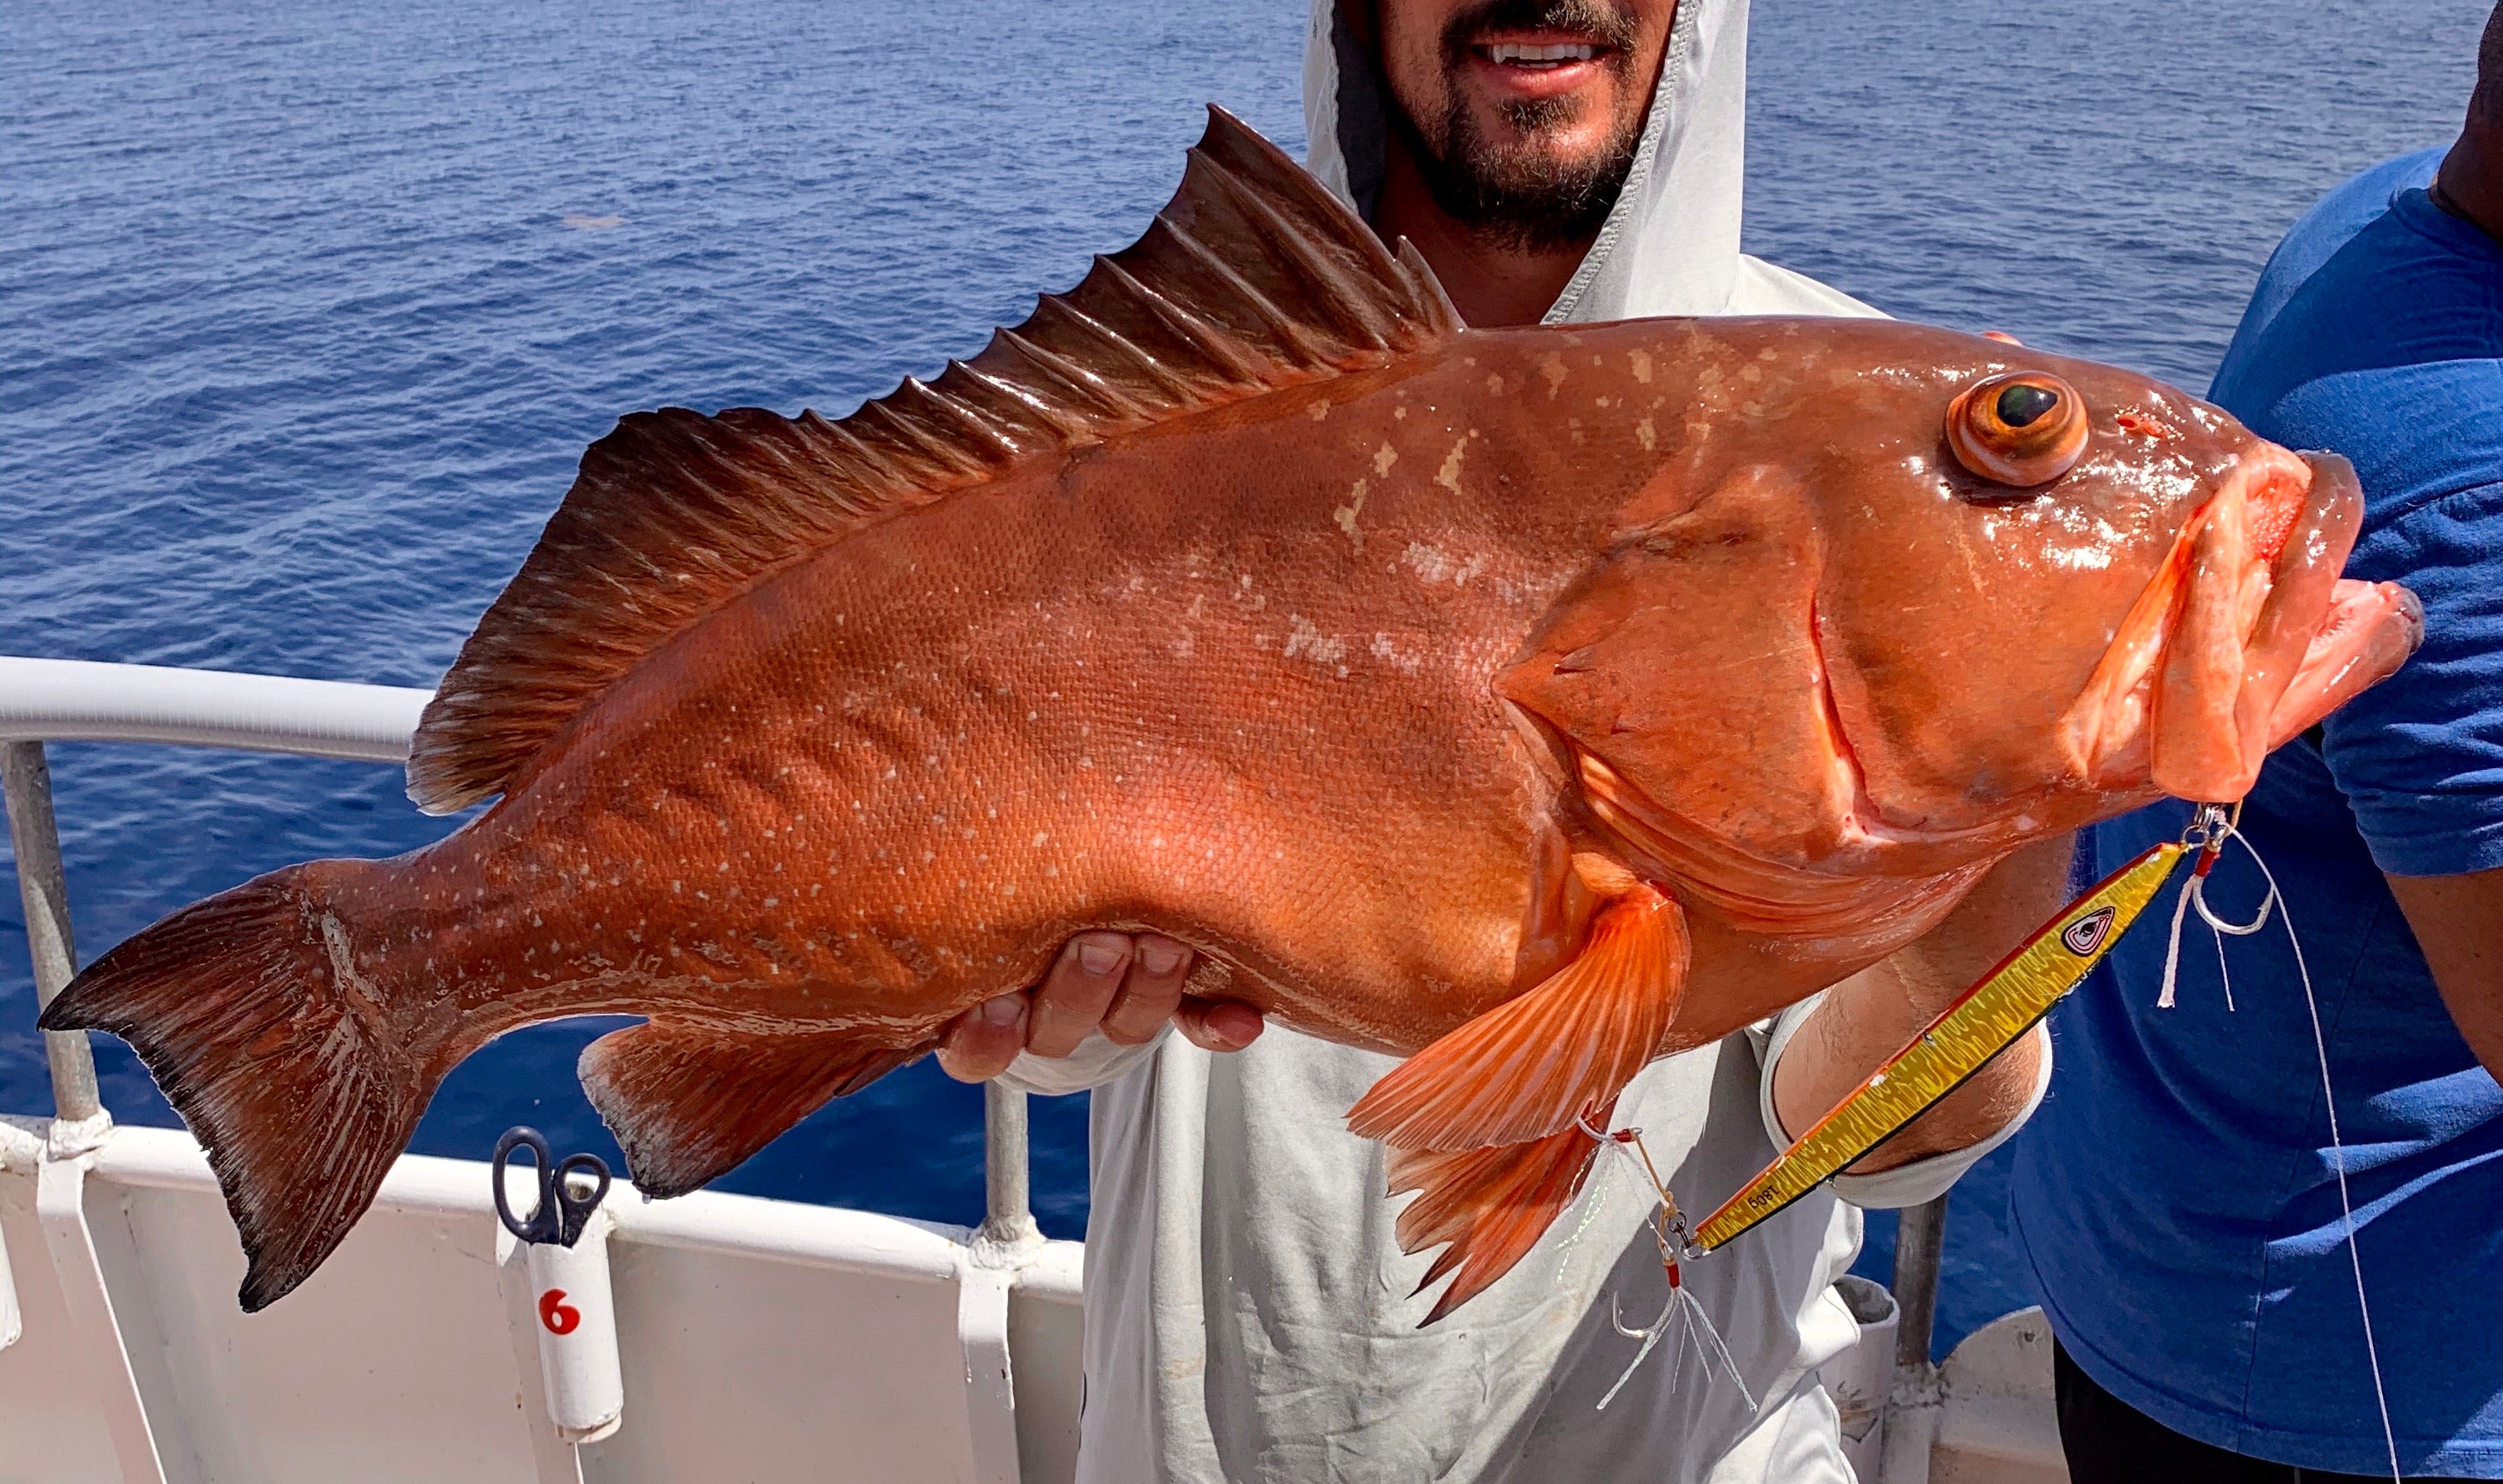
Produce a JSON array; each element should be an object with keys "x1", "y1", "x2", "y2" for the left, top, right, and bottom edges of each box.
[
  {"x1": 0, "y1": 653, "x2": 1043, "y2": 1252},
  {"x1": 0, "y1": 653, "x2": 1990, "y2": 1484},
  {"x1": 0, "y1": 654, "x2": 1066, "y2": 1484}
]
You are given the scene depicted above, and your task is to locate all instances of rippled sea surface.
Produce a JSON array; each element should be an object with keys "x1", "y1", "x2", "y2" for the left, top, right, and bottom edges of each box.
[{"x1": 4, "y1": 0, "x2": 2486, "y2": 1356}]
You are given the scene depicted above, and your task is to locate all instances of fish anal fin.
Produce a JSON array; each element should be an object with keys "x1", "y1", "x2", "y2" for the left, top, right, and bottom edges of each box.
[
  {"x1": 1347, "y1": 867, "x2": 1688, "y2": 1152},
  {"x1": 579, "y1": 1022, "x2": 927, "y2": 1198},
  {"x1": 1389, "y1": 1116, "x2": 1606, "y2": 1327},
  {"x1": 408, "y1": 107, "x2": 1456, "y2": 813}
]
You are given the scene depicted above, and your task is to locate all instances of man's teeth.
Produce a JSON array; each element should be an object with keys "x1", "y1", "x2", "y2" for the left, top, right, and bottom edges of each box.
[{"x1": 1487, "y1": 42, "x2": 1599, "y2": 65}]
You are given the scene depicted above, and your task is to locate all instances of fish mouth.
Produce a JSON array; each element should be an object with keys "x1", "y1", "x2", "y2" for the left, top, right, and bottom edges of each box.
[{"x1": 2061, "y1": 445, "x2": 2422, "y2": 802}]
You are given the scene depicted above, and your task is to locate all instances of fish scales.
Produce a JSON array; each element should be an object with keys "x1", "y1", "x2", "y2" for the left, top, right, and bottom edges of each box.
[
  {"x1": 43, "y1": 109, "x2": 2424, "y2": 1319},
  {"x1": 419, "y1": 340, "x2": 1686, "y2": 1057}
]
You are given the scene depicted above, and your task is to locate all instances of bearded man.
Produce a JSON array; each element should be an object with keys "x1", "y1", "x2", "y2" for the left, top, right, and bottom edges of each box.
[{"x1": 936, "y1": 3, "x2": 2069, "y2": 1478}]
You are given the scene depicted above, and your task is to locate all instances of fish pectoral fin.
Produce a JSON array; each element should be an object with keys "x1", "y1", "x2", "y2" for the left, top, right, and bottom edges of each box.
[
  {"x1": 579, "y1": 1021, "x2": 930, "y2": 1198},
  {"x1": 1389, "y1": 1116, "x2": 1608, "y2": 1326},
  {"x1": 1347, "y1": 870, "x2": 1689, "y2": 1152}
]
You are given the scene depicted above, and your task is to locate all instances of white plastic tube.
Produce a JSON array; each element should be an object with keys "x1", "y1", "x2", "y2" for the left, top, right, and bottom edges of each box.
[
  {"x1": 0, "y1": 1119, "x2": 42, "y2": 1353},
  {"x1": 522, "y1": 1213, "x2": 625, "y2": 1445},
  {"x1": 1830, "y1": 1272, "x2": 1899, "y2": 1482},
  {"x1": 0, "y1": 1217, "x2": 20, "y2": 1352},
  {"x1": 0, "y1": 657, "x2": 432, "y2": 762}
]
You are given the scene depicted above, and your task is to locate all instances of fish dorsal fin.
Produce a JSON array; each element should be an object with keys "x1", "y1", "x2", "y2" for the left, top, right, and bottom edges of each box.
[{"x1": 407, "y1": 105, "x2": 1458, "y2": 812}]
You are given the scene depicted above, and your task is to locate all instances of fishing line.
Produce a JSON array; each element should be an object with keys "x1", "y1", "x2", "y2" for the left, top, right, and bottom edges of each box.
[
  {"x1": 1576, "y1": 1112, "x2": 1757, "y2": 1414},
  {"x1": 2157, "y1": 802, "x2": 2271, "y2": 1009},
  {"x1": 2167, "y1": 818, "x2": 2402, "y2": 1482},
  {"x1": 1554, "y1": 1109, "x2": 1651, "y2": 1284}
]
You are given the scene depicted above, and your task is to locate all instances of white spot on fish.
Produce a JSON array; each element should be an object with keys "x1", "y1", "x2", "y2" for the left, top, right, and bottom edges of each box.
[
  {"x1": 1435, "y1": 438, "x2": 1465, "y2": 495},
  {"x1": 1334, "y1": 478, "x2": 1368, "y2": 547},
  {"x1": 1630, "y1": 349, "x2": 1653, "y2": 383},
  {"x1": 319, "y1": 915, "x2": 380, "y2": 1007},
  {"x1": 1282, "y1": 615, "x2": 1346, "y2": 665},
  {"x1": 1373, "y1": 442, "x2": 1398, "y2": 477},
  {"x1": 1539, "y1": 353, "x2": 1567, "y2": 398},
  {"x1": 1636, "y1": 417, "x2": 1656, "y2": 452},
  {"x1": 1369, "y1": 632, "x2": 1423, "y2": 675},
  {"x1": 1401, "y1": 542, "x2": 1488, "y2": 587}
]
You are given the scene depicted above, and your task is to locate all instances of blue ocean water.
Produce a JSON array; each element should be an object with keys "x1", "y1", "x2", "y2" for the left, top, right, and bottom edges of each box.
[{"x1": 2, "y1": 0, "x2": 2486, "y2": 1357}]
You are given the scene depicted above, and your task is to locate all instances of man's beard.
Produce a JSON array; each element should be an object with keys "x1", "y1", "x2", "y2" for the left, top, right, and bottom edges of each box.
[{"x1": 1388, "y1": 0, "x2": 1647, "y2": 252}]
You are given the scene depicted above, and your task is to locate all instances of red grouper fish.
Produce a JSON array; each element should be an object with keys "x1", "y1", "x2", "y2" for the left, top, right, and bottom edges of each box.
[{"x1": 43, "y1": 108, "x2": 2421, "y2": 1316}]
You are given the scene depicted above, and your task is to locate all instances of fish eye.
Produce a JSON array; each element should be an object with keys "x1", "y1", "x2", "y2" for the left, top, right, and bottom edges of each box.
[{"x1": 1946, "y1": 372, "x2": 2089, "y2": 488}]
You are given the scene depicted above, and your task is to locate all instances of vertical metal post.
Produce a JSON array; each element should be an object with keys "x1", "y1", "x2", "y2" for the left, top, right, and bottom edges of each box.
[
  {"x1": 962, "y1": 1082, "x2": 1036, "y2": 1482},
  {"x1": 1878, "y1": 1195, "x2": 1949, "y2": 1484},
  {"x1": 1890, "y1": 1196, "x2": 1946, "y2": 1372},
  {"x1": 2, "y1": 740, "x2": 104, "y2": 1125},
  {"x1": 977, "y1": 1082, "x2": 1041, "y2": 1250}
]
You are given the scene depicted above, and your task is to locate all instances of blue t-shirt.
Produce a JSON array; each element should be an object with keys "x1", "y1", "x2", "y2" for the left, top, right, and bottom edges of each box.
[{"x1": 2009, "y1": 148, "x2": 2503, "y2": 1477}]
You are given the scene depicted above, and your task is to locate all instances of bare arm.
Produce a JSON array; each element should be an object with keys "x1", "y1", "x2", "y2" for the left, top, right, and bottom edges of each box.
[
  {"x1": 2386, "y1": 867, "x2": 2503, "y2": 1084},
  {"x1": 1771, "y1": 835, "x2": 2076, "y2": 1172}
]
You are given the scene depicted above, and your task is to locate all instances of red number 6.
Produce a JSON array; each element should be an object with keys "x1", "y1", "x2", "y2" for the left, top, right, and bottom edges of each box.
[{"x1": 539, "y1": 1288, "x2": 582, "y2": 1336}]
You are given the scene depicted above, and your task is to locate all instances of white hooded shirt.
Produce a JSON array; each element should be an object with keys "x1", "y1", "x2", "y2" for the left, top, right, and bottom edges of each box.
[{"x1": 1000, "y1": 3, "x2": 2045, "y2": 1479}]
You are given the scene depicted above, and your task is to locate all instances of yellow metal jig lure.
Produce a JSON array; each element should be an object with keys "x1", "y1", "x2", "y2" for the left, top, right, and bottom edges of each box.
[{"x1": 1688, "y1": 817, "x2": 2223, "y2": 1254}]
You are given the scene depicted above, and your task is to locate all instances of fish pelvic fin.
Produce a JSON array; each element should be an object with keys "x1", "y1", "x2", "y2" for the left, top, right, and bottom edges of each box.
[
  {"x1": 408, "y1": 104, "x2": 1459, "y2": 814},
  {"x1": 37, "y1": 860, "x2": 449, "y2": 1312},
  {"x1": 1347, "y1": 860, "x2": 1689, "y2": 1152},
  {"x1": 579, "y1": 1021, "x2": 931, "y2": 1199},
  {"x1": 1390, "y1": 1114, "x2": 1608, "y2": 1327}
]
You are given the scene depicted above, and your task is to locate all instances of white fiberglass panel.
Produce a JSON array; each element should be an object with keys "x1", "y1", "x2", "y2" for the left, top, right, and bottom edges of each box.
[
  {"x1": 582, "y1": 1232, "x2": 973, "y2": 1482},
  {"x1": 107, "y1": 1162, "x2": 538, "y2": 1483},
  {"x1": 0, "y1": 1172, "x2": 125, "y2": 1484}
]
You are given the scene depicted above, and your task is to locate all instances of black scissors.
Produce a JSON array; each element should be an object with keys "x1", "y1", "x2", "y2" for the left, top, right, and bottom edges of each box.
[{"x1": 492, "y1": 1126, "x2": 612, "y2": 1248}]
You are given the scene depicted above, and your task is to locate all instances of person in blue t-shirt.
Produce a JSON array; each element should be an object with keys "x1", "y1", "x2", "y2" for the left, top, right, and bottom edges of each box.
[{"x1": 2010, "y1": 8, "x2": 2503, "y2": 1482}]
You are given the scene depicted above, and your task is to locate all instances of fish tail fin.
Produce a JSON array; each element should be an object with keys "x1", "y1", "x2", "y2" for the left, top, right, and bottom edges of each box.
[
  {"x1": 39, "y1": 859, "x2": 451, "y2": 1311},
  {"x1": 1391, "y1": 1114, "x2": 1609, "y2": 1327}
]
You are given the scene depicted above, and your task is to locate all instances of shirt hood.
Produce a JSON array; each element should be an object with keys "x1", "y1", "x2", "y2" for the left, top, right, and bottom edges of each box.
[{"x1": 1301, "y1": 0, "x2": 1876, "y2": 322}]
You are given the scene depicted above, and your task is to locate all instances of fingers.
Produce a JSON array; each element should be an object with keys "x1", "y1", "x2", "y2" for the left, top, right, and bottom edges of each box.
[
  {"x1": 1176, "y1": 995, "x2": 1266, "y2": 1053},
  {"x1": 1026, "y1": 932, "x2": 1136, "y2": 1057},
  {"x1": 935, "y1": 992, "x2": 1029, "y2": 1082},
  {"x1": 1100, "y1": 934, "x2": 1195, "y2": 1045},
  {"x1": 940, "y1": 933, "x2": 1261, "y2": 1080}
]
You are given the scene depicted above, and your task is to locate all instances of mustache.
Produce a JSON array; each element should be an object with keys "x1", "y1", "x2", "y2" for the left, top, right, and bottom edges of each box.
[{"x1": 1438, "y1": 0, "x2": 1642, "y2": 66}]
